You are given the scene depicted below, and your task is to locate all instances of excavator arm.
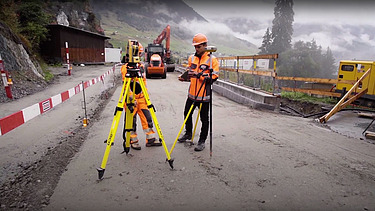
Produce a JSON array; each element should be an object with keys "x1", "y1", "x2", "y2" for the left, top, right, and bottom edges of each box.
[{"x1": 153, "y1": 25, "x2": 170, "y2": 59}]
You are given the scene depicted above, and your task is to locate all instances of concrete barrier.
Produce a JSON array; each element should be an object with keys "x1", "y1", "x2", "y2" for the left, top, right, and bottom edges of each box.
[
  {"x1": 213, "y1": 80, "x2": 279, "y2": 111},
  {"x1": 175, "y1": 65, "x2": 280, "y2": 111}
]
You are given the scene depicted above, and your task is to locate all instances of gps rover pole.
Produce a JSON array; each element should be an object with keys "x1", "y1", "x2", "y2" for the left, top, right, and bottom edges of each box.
[{"x1": 205, "y1": 46, "x2": 217, "y2": 157}]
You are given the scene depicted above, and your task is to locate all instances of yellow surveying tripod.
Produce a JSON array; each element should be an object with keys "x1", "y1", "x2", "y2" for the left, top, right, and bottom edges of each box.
[{"x1": 97, "y1": 40, "x2": 174, "y2": 180}]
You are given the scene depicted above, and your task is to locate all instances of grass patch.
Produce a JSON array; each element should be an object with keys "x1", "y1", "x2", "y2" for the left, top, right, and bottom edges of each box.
[
  {"x1": 39, "y1": 61, "x2": 54, "y2": 82},
  {"x1": 43, "y1": 71, "x2": 54, "y2": 82},
  {"x1": 281, "y1": 91, "x2": 338, "y2": 105}
]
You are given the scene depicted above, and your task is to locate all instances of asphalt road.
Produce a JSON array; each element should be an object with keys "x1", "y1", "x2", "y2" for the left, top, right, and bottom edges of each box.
[{"x1": 1, "y1": 65, "x2": 375, "y2": 210}]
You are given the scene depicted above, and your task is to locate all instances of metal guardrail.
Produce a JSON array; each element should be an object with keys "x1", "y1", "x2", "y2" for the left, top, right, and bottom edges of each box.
[{"x1": 216, "y1": 54, "x2": 351, "y2": 97}]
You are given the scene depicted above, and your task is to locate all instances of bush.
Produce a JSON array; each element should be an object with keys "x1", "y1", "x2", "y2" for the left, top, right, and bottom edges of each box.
[{"x1": 17, "y1": 1, "x2": 51, "y2": 52}]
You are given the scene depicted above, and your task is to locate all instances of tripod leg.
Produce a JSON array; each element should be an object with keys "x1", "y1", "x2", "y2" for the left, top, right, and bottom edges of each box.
[
  {"x1": 170, "y1": 103, "x2": 195, "y2": 154},
  {"x1": 123, "y1": 81, "x2": 136, "y2": 154},
  {"x1": 171, "y1": 78, "x2": 207, "y2": 154},
  {"x1": 97, "y1": 78, "x2": 131, "y2": 180},
  {"x1": 137, "y1": 78, "x2": 174, "y2": 169},
  {"x1": 191, "y1": 103, "x2": 202, "y2": 145}
]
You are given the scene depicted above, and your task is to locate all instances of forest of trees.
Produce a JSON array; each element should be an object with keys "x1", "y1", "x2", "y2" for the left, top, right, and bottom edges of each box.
[
  {"x1": 0, "y1": 0, "x2": 51, "y2": 53},
  {"x1": 259, "y1": 0, "x2": 337, "y2": 79}
]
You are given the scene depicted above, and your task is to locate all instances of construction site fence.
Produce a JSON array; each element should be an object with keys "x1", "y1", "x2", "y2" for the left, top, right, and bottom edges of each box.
[{"x1": 217, "y1": 54, "x2": 342, "y2": 98}]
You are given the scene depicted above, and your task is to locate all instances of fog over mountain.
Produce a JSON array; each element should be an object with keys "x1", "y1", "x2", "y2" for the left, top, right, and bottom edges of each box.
[
  {"x1": 90, "y1": 0, "x2": 374, "y2": 60},
  {"x1": 91, "y1": 0, "x2": 259, "y2": 56},
  {"x1": 184, "y1": 0, "x2": 375, "y2": 61}
]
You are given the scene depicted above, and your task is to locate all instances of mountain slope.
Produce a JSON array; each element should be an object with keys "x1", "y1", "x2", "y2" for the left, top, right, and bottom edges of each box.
[{"x1": 90, "y1": 0, "x2": 259, "y2": 58}]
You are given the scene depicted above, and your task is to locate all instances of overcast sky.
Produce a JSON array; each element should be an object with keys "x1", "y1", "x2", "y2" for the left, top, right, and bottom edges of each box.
[
  {"x1": 183, "y1": 0, "x2": 375, "y2": 25},
  {"x1": 182, "y1": 0, "x2": 375, "y2": 58}
]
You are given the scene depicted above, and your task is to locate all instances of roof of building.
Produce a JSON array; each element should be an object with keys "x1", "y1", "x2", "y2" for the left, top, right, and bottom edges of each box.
[{"x1": 48, "y1": 24, "x2": 110, "y2": 39}]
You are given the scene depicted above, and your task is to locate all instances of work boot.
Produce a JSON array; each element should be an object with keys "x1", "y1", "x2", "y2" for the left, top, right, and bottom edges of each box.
[
  {"x1": 130, "y1": 140, "x2": 141, "y2": 150},
  {"x1": 146, "y1": 138, "x2": 162, "y2": 147},
  {"x1": 178, "y1": 132, "x2": 192, "y2": 143},
  {"x1": 194, "y1": 141, "x2": 205, "y2": 151}
]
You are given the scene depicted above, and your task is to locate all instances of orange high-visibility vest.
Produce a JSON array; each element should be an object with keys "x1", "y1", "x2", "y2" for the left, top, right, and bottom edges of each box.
[{"x1": 187, "y1": 51, "x2": 219, "y2": 102}]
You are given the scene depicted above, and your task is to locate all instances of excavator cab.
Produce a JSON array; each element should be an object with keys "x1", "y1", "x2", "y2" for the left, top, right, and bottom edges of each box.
[{"x1": 144, "y1": 43, "x2": 167, "y2": 79}]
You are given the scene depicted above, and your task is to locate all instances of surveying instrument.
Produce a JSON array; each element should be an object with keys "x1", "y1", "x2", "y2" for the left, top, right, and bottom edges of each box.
[
  {"x1": 171, "y1": 46, "x2": 217, "y2": 156},
  {"x1": 97, "y1": 40, "x2": 174, "y2": 180}
]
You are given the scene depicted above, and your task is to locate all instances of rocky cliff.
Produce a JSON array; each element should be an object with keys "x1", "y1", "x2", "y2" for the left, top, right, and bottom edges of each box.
[
  {"x1": 0, "y1": 0, "x2": 104, "y2": 102},
  {"x1": 0, "y1": 21, "x2": 47, "y2": 102}
]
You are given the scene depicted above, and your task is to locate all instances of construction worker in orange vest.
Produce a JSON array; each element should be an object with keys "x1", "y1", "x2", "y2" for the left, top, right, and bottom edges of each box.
[
  {"x1": 177, "y1": 33, "x2": 219, "y2": 151},
  {"x1": 121, "y1": 42, "x2": 162, "y2": 150}
]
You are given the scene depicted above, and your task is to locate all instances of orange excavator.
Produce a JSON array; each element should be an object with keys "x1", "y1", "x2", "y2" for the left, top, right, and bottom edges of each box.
[
  {"x1": 144, "y1": 25, "x2": 175, "y2": 79},
  {"x1": 144, "y1": 43, "x2": 167, "y2": 79}
]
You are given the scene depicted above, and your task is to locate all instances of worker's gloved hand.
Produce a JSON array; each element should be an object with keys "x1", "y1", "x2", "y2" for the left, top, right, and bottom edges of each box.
[
  {"x1": 198, "y1": 72, "x2": 206, "y2": 78},
  {"x1": 204, "y1": 76, "x2": 212, "y2": 84},
  {"x1": 188, "y1": 70, "x2": 197, "y2": 78},
  {"x1": 178, "y1": 71, "x2": 190, "y2": 82}
]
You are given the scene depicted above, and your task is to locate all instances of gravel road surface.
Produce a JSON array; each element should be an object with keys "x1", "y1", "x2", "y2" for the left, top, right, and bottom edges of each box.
[{"x1": 0, "y1": 65, "x2": 374, "y2": 210}]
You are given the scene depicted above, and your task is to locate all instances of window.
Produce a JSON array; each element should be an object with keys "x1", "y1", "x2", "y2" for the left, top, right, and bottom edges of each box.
[
  {"x1": 148, "y1": 47, "x2": 163, "y2": 53},
  {"x1": 341, "y1": 65, "x2": 354, "y2": 72}
]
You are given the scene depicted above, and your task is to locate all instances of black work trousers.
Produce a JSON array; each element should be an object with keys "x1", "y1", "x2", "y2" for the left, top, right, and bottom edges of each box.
[{"x1": 183, "y1": 97, "x2": 209, "y2": 143}]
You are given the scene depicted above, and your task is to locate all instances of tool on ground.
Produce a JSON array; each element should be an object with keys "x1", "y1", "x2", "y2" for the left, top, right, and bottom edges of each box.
[{"x1": 97, "y1": 40, "x2": 174, "y2": 180}]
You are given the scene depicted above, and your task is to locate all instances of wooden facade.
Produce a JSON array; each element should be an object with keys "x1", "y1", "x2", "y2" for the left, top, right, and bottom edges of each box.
[{"x1": 40, "y1": 24, "x2": 110, "y2": 64}]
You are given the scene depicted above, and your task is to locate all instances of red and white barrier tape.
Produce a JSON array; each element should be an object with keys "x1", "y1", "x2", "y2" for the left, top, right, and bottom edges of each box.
[{"x1": 0, "y1": 65, "x2": 118, "y2": 136}]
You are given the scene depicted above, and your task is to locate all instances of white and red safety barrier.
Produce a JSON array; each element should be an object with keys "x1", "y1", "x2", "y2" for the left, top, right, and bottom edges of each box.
[
  {"x1": 0, "y1": 54, "x2": 13, "y2": 99},
  {"x1": 65, "y1": 42, "x2": 72, "y2": 76},
  {"x1": 0, "y1": 65, "x2": 118, "y2": 136}
]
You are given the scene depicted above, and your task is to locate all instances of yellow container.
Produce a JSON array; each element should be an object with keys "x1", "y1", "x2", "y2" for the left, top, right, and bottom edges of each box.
[{"x1": 336, "y1": 60, "x2": 375, "y2": 99}]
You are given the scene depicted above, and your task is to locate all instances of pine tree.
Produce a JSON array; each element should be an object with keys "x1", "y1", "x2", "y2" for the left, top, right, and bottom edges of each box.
[
  {"x1": 278, "y1": 40, "x2": 337, "y2": 78},
  {"x1": 259, "y1": 27, "x2": 272, "y2": 54},
  {"x1": 322, "y1": 47, "x2": 337, "y2": 78},
  {"x1": 17, "y1": 1, "x2": 50, "y2": 52},
  {"x1": 269, "y1": 0, "x2": 294, "y2": 54}
]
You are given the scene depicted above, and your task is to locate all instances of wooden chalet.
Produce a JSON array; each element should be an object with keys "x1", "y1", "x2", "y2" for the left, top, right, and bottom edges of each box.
[{"x1": 40, "y1": 24, "x2": 110, "y2": 64}]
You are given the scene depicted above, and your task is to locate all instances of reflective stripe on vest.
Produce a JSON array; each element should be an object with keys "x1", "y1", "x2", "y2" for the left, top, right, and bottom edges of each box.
[{"x1": 188, "y1": 93, "x2": 210, "y2": 101}]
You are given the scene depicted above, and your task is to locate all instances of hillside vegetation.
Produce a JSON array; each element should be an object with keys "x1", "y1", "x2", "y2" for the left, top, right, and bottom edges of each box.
[{"x1": 90, "y1": 0, "x2": 259, "y2": 59}]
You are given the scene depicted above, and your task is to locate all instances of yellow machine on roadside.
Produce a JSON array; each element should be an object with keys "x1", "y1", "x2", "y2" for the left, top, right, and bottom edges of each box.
[
  {"x1": 335, "y1": 60, "x2": 375, "y2": 107},
  {"x1": 320, "y1": 60, "x2": 375, "y2": 123}
]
